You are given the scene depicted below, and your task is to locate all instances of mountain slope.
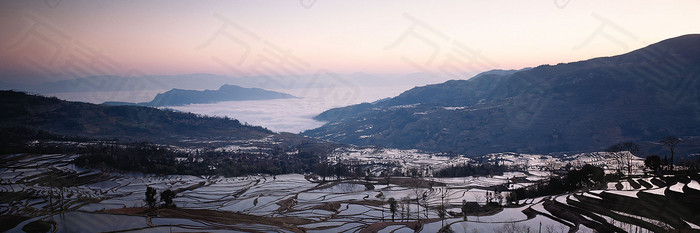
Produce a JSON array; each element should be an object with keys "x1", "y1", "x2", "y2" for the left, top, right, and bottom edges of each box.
[
  {"x1": 0, "y1": 91, "x2": 274, "y2": 144},
  {"x1": 104, "y1": 84, "x2": 296, "y2": 107},
  {"x1": 314, "y1": 69, "x2": 520, "y2": 122},
  {"x1": 303, "y1": 34, "x2": 700, "y2": 155}
]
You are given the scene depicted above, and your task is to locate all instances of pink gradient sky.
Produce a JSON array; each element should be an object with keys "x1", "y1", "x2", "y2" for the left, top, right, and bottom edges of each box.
[{"x1": 1, "y1": 1, "x2": 699, "y2": 84}]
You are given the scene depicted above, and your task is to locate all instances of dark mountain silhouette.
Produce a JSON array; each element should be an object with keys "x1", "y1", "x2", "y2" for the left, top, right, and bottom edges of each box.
[
  {"x1": 0, "y1": 90, "x2": 275, "y2": 144},
  {"x1": 304, "y1": 34, "x2": 700, "y2": 155},
  {"x1": 103, "y1": 84, "x2": 296, "y2": 107}
]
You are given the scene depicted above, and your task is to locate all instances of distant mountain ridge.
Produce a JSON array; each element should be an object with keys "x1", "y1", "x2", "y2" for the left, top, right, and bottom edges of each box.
[
  {"x1": 0, "y1": 72, "x2": 450, "y2": 94},
  {"x1": 304, "y1": 34, "x2": 700, "y2": 155},
  {"x1": 103, "y1": 84, "x2": 296, "y2": 107}
]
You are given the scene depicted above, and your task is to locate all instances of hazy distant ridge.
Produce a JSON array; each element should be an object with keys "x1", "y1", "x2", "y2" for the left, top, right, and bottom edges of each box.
[
  {"x1": 0, "y1": 72, "x2": 445, "y2": 94},
  {"x1": 103, "y1": 84, "x2": 296, "y2": 107}
]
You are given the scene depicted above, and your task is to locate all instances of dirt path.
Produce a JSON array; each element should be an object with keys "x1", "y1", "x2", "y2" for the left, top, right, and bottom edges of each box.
[
  {"x1": 359, "y1": 219, "x2": 444, "y2": 233},
  {"x1": 157, "y1": 208, "x2": 311, "y2": 233}
]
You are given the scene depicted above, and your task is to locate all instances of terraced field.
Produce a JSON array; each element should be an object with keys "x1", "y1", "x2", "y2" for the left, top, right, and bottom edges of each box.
[{"x1": 2, "y1": 153, "x2": 699, "y2": 232}]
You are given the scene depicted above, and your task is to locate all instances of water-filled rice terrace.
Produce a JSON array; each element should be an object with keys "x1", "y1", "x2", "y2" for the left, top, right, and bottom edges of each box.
[{"x1": 2, "y1": 153, "x2": 699, "y2": 232}]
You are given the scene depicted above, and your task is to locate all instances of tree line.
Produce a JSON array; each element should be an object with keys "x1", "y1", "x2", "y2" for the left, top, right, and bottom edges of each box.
[
  {"x1": 433, "y1": 163, "x2": 510, "y2": 178},
  {"x1": 144, "y1": 187, "x2": 175, "y2": 208},
  {"x1": 607, "y1": 136, "x2": 699, "y2": 176},
  {"x1": 73, "y1": 143, "x2": 325, "y2": 177}
]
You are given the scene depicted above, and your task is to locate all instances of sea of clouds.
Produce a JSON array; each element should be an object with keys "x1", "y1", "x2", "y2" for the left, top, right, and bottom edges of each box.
[
  {"x1": 50, "y1": 86, "x2": 414, "y2": 133},
  {"x1": 170, "y1": 86, "x2": 412, "y2": 133}
]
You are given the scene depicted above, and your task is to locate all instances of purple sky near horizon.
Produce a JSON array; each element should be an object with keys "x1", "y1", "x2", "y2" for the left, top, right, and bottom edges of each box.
[{"x1": 1, "y1": 1, "x2": 698, "y2": 85}]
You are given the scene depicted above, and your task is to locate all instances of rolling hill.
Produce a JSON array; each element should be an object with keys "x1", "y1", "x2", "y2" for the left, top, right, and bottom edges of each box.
[
  {"x1": 0, "y1": 90, "x2": 275, "y2": 144},
  {"x1": 303, "y1": 34, "x2": 700, "y2": 155}
]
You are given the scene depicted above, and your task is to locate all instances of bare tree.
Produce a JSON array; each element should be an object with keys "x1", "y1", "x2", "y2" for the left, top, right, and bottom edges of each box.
[
  {"x1": 402, "y1": 196, "x2": 411, "y2": 221},
  {"x1": 544, "y1": 160, "x2": 558, "y2": 177},
  {"x1": 544, "y1": 224, "x2": 557, "y2": 233},
  {"x1": 471, "y1": 191, "x2": 483, "y2": 221},
  {"x1": 412, "y1": 187, "x2": 422, "y2": 221},
  {"x1": 376, "y1": 191, "x2": 385, "y2": 221},
  {"x1": 388, "y1": 197, "x2": 398, "y2": 221},
  {"x1": 621, "y1": 142, "x2": 640, "y2": 175},
  {"x1": 523, "y1": 158, "x2": 530, "y2": 171},
  {"x1": 145, "y1": 186, "x2": 157, "y2": 208},
  {"x1": 382, "y1": 170, "x2": 391, "y2": 186},
  {"x1": 160, "y1": 189, "x2": 176, "y2": 207},
  {"x1": 461, "y1": 199, "x2": 468, "y2": 220},
  {"x1": 472, "y1": 191, "x2": 483, "y2": 206},
  {"x1": 660, "y1": 136, "x2": 680, "y2": 170},
  {"x1": 438, "y1": 188, "x2": 449, "y2": 228},
  {"x1": 644, "y1": 155, "x2": 662, "y2": 174},
  {"x1": 422, "y1": 190, "x2": 430, "y2": 219},
  {"x1": 495, "y1": 222, "x2": 531, "y2": 233},
  {"x1": 495, "y1": 191, "x2": 504, "y2": 206},
  {"x1": 606, "y1": 143, "x2": 626, "y2": 174},
  {"x1": 399, "y1": 197, "x2": 406, "y2": 221}
]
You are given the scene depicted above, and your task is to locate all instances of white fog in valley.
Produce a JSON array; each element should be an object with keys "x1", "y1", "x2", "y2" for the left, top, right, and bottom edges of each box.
[
  {"x1": 170, "y1": 86, "x2": 414, "y2": 133},
  {"x1": 50, "y1": 85, "x2": 415, "y2": 133}
]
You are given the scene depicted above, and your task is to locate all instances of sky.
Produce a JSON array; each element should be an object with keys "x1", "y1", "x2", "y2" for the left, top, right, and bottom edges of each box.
[{"x1": 1, "y1": 1, "x2": 699, "y2": 85}]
